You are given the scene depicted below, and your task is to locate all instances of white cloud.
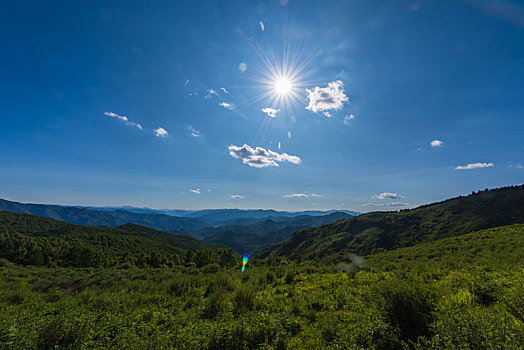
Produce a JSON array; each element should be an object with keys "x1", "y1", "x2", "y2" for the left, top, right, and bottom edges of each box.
[
  {"x1": 261, "y1": 107, "x2": 280, "y2": 118},
  {"x1": 228, "y1": 144, "x2": 301, "y2": 168},
  {"x1": 431, "y1": 140, "x2": 443, "y2": 147},
  {"x1": 359, "y1": 202, "x2": 411, "y2": 208},
  {"x1": 305, "y1": 80, "x2": 348, "y2": 116},
  {"x1": 373, "y1": 192, "x2": 404, "y2": 200},
  {"x1": 188, "y1": 125, "x2": 200, "y2": 138},
  {"x1": 343, "y1": 114, "x2": 355, "y2": 125},
  {"x1": 221, "y1": 87, "x2": 230, "y2": 94},
  {"x1": 219, "y1": 102, "x2": 235, "y2": 110},
  {"x1": 509, "y1": 163, "x2": 523, "y2": 169},
  {"x1": 208, "y1": 89, "x2": 217, "y2": 96},
  {"x1": 104, "y1": 111, "x2": 143, "y2": 130},
  {"x1": 282, "y1": 193, "x2": 309, "y2": 198},
  {"x1": 190, "y1": 189, "x2": 201, "y2": 194},
  {"x1": 455, "y1": 162, "x2": 494, "y2": 170},
  {"x1": 231, "y1": 194, "x2": 245, "y2": 199},
  {"x1": 310, "y1": 193, "x2": 322, "y2": 197},
  {"x1": 153, "y1": 127, "x2": 168, "y2": 137}
]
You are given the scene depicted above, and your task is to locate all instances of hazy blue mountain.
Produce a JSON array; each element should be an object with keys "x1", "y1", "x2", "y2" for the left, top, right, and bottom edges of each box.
[
  {"x1": 0, "y1": 199, "x2": 207, "y2": 233},
  {"x1": 0, "y1": 199, "x2": 357, "y2": 250}
]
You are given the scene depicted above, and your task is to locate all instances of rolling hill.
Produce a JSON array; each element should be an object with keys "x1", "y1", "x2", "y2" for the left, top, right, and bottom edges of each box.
[
  {"x1": 262, "y1": 185, "x2": 524, "y2": 260},
  {"x1": 0, "y1": 211, "x2": 224, "y2": 268}
]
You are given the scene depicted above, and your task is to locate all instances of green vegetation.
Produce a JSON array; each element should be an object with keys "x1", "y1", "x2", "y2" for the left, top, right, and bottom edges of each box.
[
  {"x1": 0, "y1": 211, "x2": 232, "y2": 268},
  {"x1": 1, "y1": 186, "x2": 523, "y2": 348},
  {"x1": 264, "y1": 185, "x2": 524, "y2": 260}
]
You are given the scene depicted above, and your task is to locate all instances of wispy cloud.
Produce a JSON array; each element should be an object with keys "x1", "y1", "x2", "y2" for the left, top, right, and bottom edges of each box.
[
  {"x1": 189, "y1": 189, "x2": 201, "y2": 194},
  {"x1": 282, "y1": 193, "x2": 309, "y2": 198},
  {"x1": 153, "y1": 127, "x2": 168, "y2": 137},
  {"x1": 310, "y1": 193, "x2": 322, "y2": 197},
  {"x1": 359, "y1": 202, "x2": 411, "y2": 208},
  {"x1": 306, "y1": 80, "x2": 348, "y2": 117},
  {"x1": 219, "y1": 102, "x2": 235, "y2": 110},
  {"x1": 231, "y1": 194, "x2": 245, "y2": 199},
  {"x1": 373, "y1": 192, "x2": 404, "y2": 200},
  {"x1": 221, "y1": 87, "x2": 230, "y2": 94},
  {"x1": 510, "y1": 163, "x2": 523, "y2": 169},
  {"x1": 343, "y1": 114, "x2": 355, "y2": 125},
  {"x1": 261, "y1": 107, "x2": 280, "y2": 118},
  {"x1": 455, "y1": 162, "x2": 494, "y2": 170},
  {"x1": 431, "y1": 140, "x2": 443, "y2": 147},
  {"x1": 228, "y1": 144, "x2": 301, "y2": 168},
  {"x1": 104, "y1": 111, "x2": 143, "y2": 130},
  {"x1": 188, "y1": 125, "x2": 200, "y2": 138}
]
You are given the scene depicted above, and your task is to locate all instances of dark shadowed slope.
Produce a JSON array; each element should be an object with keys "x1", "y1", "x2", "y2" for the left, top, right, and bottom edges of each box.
[{"x1": 263, "y1": 185, "x2": 524, "y2": 260}]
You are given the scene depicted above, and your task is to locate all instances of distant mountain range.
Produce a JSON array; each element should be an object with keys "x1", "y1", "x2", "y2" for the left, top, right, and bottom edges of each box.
[
  {"x1": 259, "y1": 185, "x2": 524, "y2": 260},
  {"x1": 0, "y1": 198, "x2": 358, "y2": 251},
  {"x1": 78, "y1": 206, "x2": 360, "y2": 224}
]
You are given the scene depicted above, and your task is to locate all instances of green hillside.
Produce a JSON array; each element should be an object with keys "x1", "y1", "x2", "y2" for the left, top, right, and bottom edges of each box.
[
  {"x1": 0, "y1": 211, "x2": 230, "y2": 268},
  {"x1": 264, "y1": 185, "x2": 524, "y2": 260},
  {"x1": 365, "y1": 224, "x2": 524, "y2": 271}
]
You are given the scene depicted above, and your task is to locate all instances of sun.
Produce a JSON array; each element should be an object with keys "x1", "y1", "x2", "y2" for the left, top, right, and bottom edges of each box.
[{"x1": 274, "y1": 77, "x2": 293, "y2": 95}]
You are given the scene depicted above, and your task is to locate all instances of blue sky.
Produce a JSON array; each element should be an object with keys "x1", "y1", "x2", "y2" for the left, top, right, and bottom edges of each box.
[{"x1": 1, "y1": 0, "x2": 523, "y2": 211}]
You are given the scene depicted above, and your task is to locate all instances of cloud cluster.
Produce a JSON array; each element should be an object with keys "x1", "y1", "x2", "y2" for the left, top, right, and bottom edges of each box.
[
  {"x1": 104, "y1": 111, "x2": 143, "y2": 130},
  {"x1": 228, "y1": 144, "x2": 301, "y2": 168},
  {"x1": 231, "y1": 194, "x2": 245, "y2": 199},
  {"x1": 305, "y1": 80, "x2": 348, "y2": 117},
  {"x1": 261, "y1": 107, "x2": 280, "y2": 118},
  {"x1": 431, "y1": 140, "x2": 443, "y2": 147},
  {"x1": 455, "y1": 162, "x2": 494, "y2": 170},
  {"x1": 153, "y1": 127, "x2": 168, "y2": 137},
  {"x1": 373, "y1": 192, "x2": 404, "y2": 200}
]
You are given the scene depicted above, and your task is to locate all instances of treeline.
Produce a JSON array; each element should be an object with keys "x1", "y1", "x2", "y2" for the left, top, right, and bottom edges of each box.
[{"x1": 0, "y1": 231, "x2": 236, "y2": 268}]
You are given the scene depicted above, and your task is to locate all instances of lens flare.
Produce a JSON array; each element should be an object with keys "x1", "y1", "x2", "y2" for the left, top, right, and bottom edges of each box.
[{"x1": 241, "y1": 251, "x2": 250, "y2": 273}]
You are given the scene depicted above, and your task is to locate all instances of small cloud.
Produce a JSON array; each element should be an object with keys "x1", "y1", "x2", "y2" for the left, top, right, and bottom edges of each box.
[
  {"x1": 359, "y1": 202, "x2": 411, "y2": 208},
  {"x1": 455, "y1": 162, "x2": 494, "y2": 170},
  {"x1": 219, "y1": 102, "x2": 235, "y2": 110},
  {"x1": 306, "y1": 80, "x2": 348, "y2": 116},
  {"x1": 184, "y1": 79, "x2": 190, "y2": 86},
  {"x1": 373, "y1": 192, "x2": 404, "y2": 200},
  {"x1": 261, "y1": 107, "x2": 280, "y2": 118},
  {"x1": 188, "y1": 125, "x2": 200, "y2": 138},
  {"x1": 228, "y1": 144, "x2": 301, "y2": 168},
  {"x1": 231, "y1": 194, "x2": 245, "y2": 199},
  {"x1": 104, "y1": 111, "x2": 143, "y2": 130},
  {"x1": 259, "y1": 20, "x2": 265, "y2": 31},
  {"x1": 310, "y1": 194, "x2": 322, "y2": 197},
  {"x1": 431, "y1": 140, "x2": 443, "y2": 147},
  {"x1": 190, "y1": 189, "x2": 201, "y2": 194},
  {"x1": 343, "y1": 114, "x2": 355, "y2": 125},
  {"x1": 282, "y1": 193, "x2": 309, "y2": 198},
  {"x1": 208, "y1": 89, "x2": 217, "y2": 96},
  {"x1": 153, "y1": 127, "x2": 168, "y2": 137},
  {"x1": 221, "y1": 87, "x2": 230, "y2": 94},
  {"x1": 510, "y1": 163, "x2": 523, "y2": 169}
]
